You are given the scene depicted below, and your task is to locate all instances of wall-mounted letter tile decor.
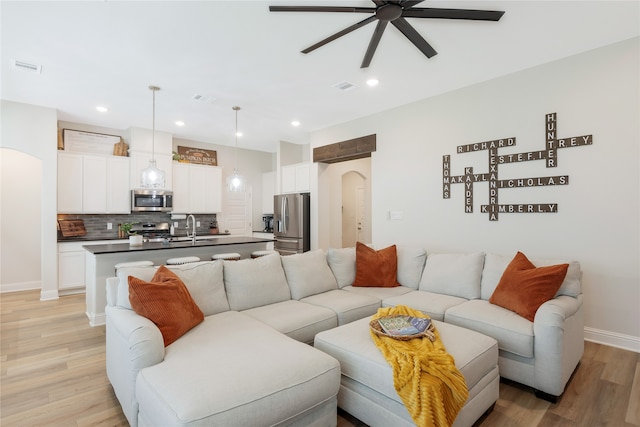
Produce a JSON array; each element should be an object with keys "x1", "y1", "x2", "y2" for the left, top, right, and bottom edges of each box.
[{"x1": 442, "y1": 113, "x2": 593, "y2": 221}]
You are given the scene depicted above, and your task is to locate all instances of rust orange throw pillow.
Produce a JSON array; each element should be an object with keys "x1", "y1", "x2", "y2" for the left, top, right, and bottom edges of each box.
[
  {"x1": 353, "y1": 242, "x2": 400, "y2": 288},
  {"x1": 489, "y1": 251, "x2": 569, "y2": 322},
  {"x1": 129, "y1": 265, "x2": 204, "y2": 347}
]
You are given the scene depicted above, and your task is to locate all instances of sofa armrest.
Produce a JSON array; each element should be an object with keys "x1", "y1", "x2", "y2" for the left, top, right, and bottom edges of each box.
[
  {"x1": 533, "y1": 294, "x2": 584, "y2": 396},
  {"x1": 105, "y1": 306, "x2": 164, "y2": 427}
]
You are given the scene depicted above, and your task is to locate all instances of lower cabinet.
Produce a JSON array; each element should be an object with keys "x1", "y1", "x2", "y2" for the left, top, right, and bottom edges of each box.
[
  {"x1": 252, "y1": 232, "x2": 275, "y2": 250},
  {"x1": 58, "y1": 242, "x2": 86, "y2": 292}
]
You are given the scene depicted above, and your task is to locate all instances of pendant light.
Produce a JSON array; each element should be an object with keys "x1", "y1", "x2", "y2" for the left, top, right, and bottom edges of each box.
[
  {"x1": 226, "y1": 106, "x2": 246, "y2": 192},
  {"x1": 140, "y1": 85, "x2": 166, "y2": 189}
]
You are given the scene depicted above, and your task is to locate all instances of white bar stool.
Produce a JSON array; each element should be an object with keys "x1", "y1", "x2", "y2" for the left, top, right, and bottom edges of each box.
[
  {"x1": 211, "y1": 253, "x2": 241, "y2": 261},
  {"x1": 114, "y1": 260, "x2": 153, "y2": 274},
  {"x1": 251, "y1": 250, "x2": 278, "y2": 258},
  {"x1": 166, "y1": 256, "x2": 201, "y2": 265}
]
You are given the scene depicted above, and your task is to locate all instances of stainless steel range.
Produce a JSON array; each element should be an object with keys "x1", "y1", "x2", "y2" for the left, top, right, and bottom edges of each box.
[{"x1": 130, "y1": 222, "x2": 172, "y2": 242}]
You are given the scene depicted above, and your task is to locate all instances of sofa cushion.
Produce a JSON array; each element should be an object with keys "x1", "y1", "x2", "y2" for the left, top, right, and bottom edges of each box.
[
  {"x1": 136, "y1": 311, "x2": 341, "y2": 427},
  {"x1": 481, "y1": 252, "x2": 582, "y2": 300},
  {"x1": 353, "y1": 242, "x2": 400, "y2": 288},
  {"x1": 115, "y1": 261, "x2": 229, "y2": 316},
  {"x1": 343, "y1": 285, "x2": 412, "y2": 301},
  {"x1": 241, "y1": 300, "x2": 337, "y2": 344},
  {"x1": 326, "y1": 247, "x2": 356, "y2": 288},
  {"x1": 489, "y1": 252, "x2": 568, "y2": 322},
  {"x1": 396, "y1": 246, "x2": 427, "y2": 289},
  {"x1": 128, "y1": 265, "x2": 204, "y2": 347},
  {"x1": 445, "y1": 299, "x2": 534, "y2": 358},
  {"x1": 224, "y1": 254, "x2": 291, "y2": 311},
  {"x1": 382, "y1": 290, "x2": 467, "y2": 322},
  {"x1": 281, "y1": 249, "x2": 339, "y2": 300},
  {"x1": 301, "y1": 289, "x2": 380, "y2": 325},
  {"x1": 419, "y1": 252, "x2": 484, "y2": 299}
]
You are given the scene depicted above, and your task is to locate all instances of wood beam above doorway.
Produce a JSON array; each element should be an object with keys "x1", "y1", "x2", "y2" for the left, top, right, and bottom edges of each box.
[{"x1": 313, "y1": 134, "x2": 376, "y2": 164}]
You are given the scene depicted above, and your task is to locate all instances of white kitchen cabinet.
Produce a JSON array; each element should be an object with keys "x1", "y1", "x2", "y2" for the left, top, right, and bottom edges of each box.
[
  {"x1": 262, "y1": 171, "x2": 275, "y2": 213},
  {"x1": 58, "y1": 153, "x2": 130, "y2": 214},
  {"x1": 82, "y1": 155, "x2": 108, "y2": 213},
  {"x1": 172, "y1": 162, "x2": 222, "y2": 214},
  {"x1": 57, "y1": 153, "x2": 83, "y2": 212},
  {"x1": 58, "y1": 242, "x2": 85, "y2": 292},
  {"x1": 129, "y1": 151, "x2": 173, "y2": 190},
  {"x1": 252, "y1": 232, "x2": 275, "y2": 250},
  {"x1": 281, "y1": 162, "x2": 310, "y2": 194}
]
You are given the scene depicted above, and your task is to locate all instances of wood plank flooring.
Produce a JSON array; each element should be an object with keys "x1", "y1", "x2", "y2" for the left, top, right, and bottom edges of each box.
[{"x1": 2, "y1": 290, "x2": 639, "y2": 427}]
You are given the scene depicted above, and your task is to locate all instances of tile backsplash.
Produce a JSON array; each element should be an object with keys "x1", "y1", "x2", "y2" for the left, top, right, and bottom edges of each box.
[{"x1": 57, "y1": 213, "x2": 218, "y2": 241}]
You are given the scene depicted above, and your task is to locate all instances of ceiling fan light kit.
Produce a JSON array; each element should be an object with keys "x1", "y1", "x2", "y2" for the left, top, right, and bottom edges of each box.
[{"x1": 270, "y1": 0, "x2": 505, "y2": 68}]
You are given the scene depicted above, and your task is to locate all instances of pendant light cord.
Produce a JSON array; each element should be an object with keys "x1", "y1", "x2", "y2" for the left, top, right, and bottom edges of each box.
[
  {"x1": 233, "y1": 106, "x2": 240, "y2": 171},
  {"x1": 149, "y1": 85, "x2": 160, "y2": 162}
]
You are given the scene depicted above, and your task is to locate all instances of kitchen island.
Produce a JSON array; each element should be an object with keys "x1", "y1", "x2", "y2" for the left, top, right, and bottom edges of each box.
[{"x1": 83, "y1": 236, "x2": 273, "y2": 326}]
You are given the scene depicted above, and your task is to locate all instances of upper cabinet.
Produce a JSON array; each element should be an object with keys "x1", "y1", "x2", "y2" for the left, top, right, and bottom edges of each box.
[
  {"x1": 57, "y1": 152, "x2": 130, "y2": 214},
  {"x1": 172, "y1": 162, "x2": 222, "y2": 214},
  {"x1": 281, "y1": 162, "x2": 310, "y2": 194},
  {"x1": 262, "y1": 171, "x2": 275, "y2": 213}
]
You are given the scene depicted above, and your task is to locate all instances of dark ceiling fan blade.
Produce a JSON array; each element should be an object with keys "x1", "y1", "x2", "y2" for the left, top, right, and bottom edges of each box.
[
  {"x1": 402, "y1": 8, "x2": 505, "y2": 21},
  {"x1": 301, "y1": 15, "x2": 377, "y2": 54},
  {"x1": 399, "y1": 0, "x2": 426, "y2": 9},
  {"x1": 391, "y1": 17, "x2": 437, "y2": 58},
  {"x1": 361, "y1": 20, "x2": 388, "y2": 68},
  {"x1": 269, "y1": 6, "x2": 375, "y2": 14}
]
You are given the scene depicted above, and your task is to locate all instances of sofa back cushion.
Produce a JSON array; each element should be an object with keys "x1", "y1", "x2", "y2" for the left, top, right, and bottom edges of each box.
[
  {"x1": 224, "y1": 254, "x2": 291, "y2": 311},
  {"x1": 419, "y1": 252, "x2": 485, "y2": 299},
  {"x1": 481, "y1": 252, "x2": 582, "y2": 300},
  {"x1": 281, "y1": 249, "x2": 338, "y2": 300},
  {"x1": 326, "y1": 247, "x2": 356, "y2": 288},
  {"x1": 396, "y1": 246, "x2": 427, "y2": 289},
  {"x1": 116, "y1": 261, "x2": 229, "y2": 316}
]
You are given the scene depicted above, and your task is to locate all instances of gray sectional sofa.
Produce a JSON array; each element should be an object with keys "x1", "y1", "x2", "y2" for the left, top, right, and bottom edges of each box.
[{"x1": 105, "y1": 246, "x2": 584, "y2": 426}]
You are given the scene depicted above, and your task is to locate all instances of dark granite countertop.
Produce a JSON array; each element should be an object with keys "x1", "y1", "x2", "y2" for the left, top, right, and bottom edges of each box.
[{"x1": 83, "y1": 236, "x2": 274, "y2": 255}]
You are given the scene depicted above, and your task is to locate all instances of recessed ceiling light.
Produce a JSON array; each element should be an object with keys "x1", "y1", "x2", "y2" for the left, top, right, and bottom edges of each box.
[
  {"x1": 96, "y1": 106, "x2": 108, "y2": 113},
  {"x1": 291, "y1": 121, "x2": 300, "y2": 127},
  {"x1": 236, "y1": 132, "x2": 243, "y2": 137},
  {"x1": 366, "y1": 78, "x2": 379, "y2": 87},
  {"x1": 175, "y1": 121, "x2": 185, "y2": 127}
]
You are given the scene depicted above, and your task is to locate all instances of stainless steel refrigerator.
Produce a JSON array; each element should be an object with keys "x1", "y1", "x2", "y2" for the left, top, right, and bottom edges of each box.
[{"x1": 274, "y1": 193, "x2": 310, "y2": 255}]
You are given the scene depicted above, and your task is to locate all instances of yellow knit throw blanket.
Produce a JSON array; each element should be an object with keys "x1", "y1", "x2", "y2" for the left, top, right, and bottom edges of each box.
[{"x1": 370, "y1": 305, "x2": 469, "y2": 427}]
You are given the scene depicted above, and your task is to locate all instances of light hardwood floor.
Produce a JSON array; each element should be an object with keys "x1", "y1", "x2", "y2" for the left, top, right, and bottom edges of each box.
[{"x1": 2, "y1": 290, "x2": 639, "y2": 427}]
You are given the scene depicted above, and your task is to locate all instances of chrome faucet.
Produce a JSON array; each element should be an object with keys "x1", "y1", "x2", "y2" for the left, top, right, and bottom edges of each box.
[{"x1": 186, "y1": 214, "x2": 197, "y2": 244}]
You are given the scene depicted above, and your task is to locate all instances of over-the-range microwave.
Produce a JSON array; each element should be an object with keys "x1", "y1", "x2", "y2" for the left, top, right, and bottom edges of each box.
[{"x1": 131, "y1": 189, "x2": 173, "y2": 212}]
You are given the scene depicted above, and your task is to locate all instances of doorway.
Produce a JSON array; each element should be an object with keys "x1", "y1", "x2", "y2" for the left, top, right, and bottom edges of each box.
[{"x1": 342, "y1": 172, "x2": 366, "y2": 247}]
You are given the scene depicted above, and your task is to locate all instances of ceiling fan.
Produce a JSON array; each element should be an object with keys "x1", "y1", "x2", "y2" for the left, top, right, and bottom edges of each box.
[{"x1": 269, "y1": 1, "x2": 505, "y2": 68}]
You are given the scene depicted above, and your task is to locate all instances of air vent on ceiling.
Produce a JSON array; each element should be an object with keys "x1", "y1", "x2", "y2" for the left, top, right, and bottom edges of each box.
[
  {"x1": 192, "y1": 94, "x2": 216, "y2": 103},
  {"x1": 333, "y1": 81, "x2": 356, "y2": 91},
  {"x1": 11, "y1": 59, "x2": 42, "y2": 74}
]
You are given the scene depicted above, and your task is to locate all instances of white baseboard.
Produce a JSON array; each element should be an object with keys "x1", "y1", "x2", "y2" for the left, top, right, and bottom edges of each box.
[
  {"x1": 0, "y1": 280, "x2": 41, "y2": 293},
  {"x1": 584, "y1": 327, "x2": 640, "y2": 353},
  {"x1": 40, "y1": 289, "x2": 59, "y2": 301}
]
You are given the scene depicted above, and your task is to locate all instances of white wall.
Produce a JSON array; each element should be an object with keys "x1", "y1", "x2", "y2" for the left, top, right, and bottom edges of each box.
[
  {"x1": 0, "y1": 100, "x2": 59, "y2": 299},
  {"x1": 311, "y1": 38, "x2": 640, "y2": 350}
]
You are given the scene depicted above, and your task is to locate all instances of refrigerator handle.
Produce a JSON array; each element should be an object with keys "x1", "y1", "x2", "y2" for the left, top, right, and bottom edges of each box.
[{"x1": 283, "y1": 196, "x2": 288, "y2": 234}]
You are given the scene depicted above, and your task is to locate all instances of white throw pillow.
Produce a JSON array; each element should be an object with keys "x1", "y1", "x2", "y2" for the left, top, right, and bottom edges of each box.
[
  {"x1": 167, "y1": 261, "x2": 229, "y2": 316},
  {"x1": 396, "y1": 246, "x2": 427, "y2": 289},
  {"x1": 281, "y1": 249, "x2": 338, "y2": 300},
  {"x1": 223, "y1": 254, "x2": 291, "y2": 311},
  {"x1": 419, "y1": 252, "x2": 485, "y2": 299},
  {"x1": 326, "y1": 247, "x2": 356, "y2": 288}
]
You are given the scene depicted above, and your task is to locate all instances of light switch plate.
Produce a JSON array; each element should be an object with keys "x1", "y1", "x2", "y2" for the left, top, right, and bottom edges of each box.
[{"x1": 389, "y1": 211, "x2": 403, "y2": 220}]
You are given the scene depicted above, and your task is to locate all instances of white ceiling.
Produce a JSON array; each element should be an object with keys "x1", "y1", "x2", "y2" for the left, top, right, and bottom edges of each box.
[{"x1": 2, "y1": 1, "x2": 638, "y2": 153}]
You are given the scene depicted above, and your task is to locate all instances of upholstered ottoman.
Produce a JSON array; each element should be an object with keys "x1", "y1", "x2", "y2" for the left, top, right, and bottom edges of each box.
[{"x1": 314, "y1": 317, "x2": 499, "y2": 427}]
